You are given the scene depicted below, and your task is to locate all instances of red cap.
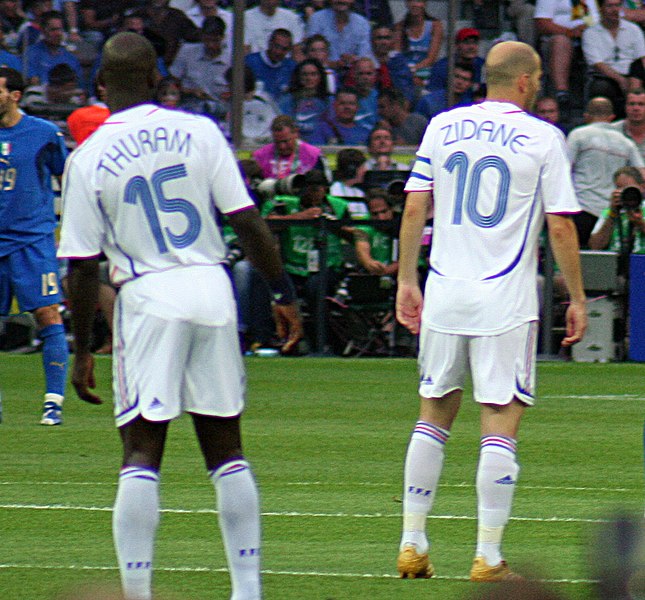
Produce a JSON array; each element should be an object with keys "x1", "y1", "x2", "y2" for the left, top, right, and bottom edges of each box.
[{"x1": 456, "y1": 27, "x2": 480, "y2": 42}]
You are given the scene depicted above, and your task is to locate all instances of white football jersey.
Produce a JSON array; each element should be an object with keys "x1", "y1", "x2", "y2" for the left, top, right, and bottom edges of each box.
[
  {"x1": 58, "y1": 105, "x2": 255, "y2": 286},
  {"x1": 405, "y1": 101, "x2": 580, "y2": 335}
]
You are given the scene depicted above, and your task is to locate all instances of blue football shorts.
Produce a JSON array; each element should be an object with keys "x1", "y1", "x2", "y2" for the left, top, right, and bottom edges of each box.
[{"x1": 0, "y1": 234, "x2": 63, "y2": 315}]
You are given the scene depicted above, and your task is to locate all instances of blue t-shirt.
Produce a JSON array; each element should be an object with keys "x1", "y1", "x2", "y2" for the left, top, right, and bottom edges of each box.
[
  {"x1": 26, "y1": 41, "x2": 84, "y2": 88},
  {"x1": 0, "y1": 49, "x2": 20, "y2": 71},
  {"x1": 278, "y1": 94, "x2": 330, "y2": 143},
  {"x1": 310, "y1": 116, "x2": 371, "y2": 145},
  {"x1": 356, "y1": 88, "x2": 378, "y2": 130},
  {"x1": 245, "y1": 52, "x2": 296, "y2": 102},
  {"x1": 415, "y1": 89, "x2": 474, "y2": 121},
  {"x1": 427, "y1": 56, "x2": 484, "y2": 92},
  {"x1": 0, "y1": 114, "x2": 68, "y2": 257}
]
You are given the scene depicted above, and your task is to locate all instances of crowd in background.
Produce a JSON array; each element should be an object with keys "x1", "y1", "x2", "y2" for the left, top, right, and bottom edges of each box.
[{"x1": 3, "y1": 0, "x2": 645, "y2": 355}]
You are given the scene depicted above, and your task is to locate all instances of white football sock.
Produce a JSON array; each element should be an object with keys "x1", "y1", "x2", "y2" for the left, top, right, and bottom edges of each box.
[
  {"x1": 475, "y1": 436, "x2": 519, "y2": 566},
  {"x1": 113, "y1": 466, "x2": 160, "y2": 600},
  {"x1": 210, "y1": 459, "x2": 261, "y2": 600},
  {"x1": 400, "y1": 421, "x2": 450, "y2": 554}
]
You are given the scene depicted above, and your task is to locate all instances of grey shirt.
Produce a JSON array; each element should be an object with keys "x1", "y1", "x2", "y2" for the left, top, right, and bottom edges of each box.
[
  {"x1": 170, "y1": 42, "x2": 231, "y2": 100},
  {"x1": 567, "y1": 121, "x2": 644, "y2": 216}
]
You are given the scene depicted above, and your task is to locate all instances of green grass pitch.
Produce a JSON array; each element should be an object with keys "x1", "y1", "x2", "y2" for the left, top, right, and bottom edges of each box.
[{"x1": 0, "y1": 355, "x2": 643, "y2": 599}]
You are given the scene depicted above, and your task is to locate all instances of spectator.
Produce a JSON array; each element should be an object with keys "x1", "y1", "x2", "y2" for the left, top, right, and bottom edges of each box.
[
  {"x1": 59, "y1": 0, "x2": 82, "y2": 45},
  {"x1": 365, "y1": 124, "x2": 409, "y2": 170},
  {"x1": 253, "y1": 114, "x2": 330, "y2": 180},
  {"x1": 169, "y1": 16, "x2": 230, "y2": 112},
  {"x1": 393, "y1": 0, "x2": 444, "y2": 89},
  {"x1": 244, "y1": 0, "x2": 305, "y2": 56},
  {"x1": 589, "y1": 165, "x2": 645, "y2": 253},
  {"x1": 610, "y1": 88, "x2": 645, "y2": 161},
  {"x1": 0, "y1": 26, "x2": 21, "y2": 71},
  {"x1": 153, "y1": 74, "x2": 184, "y2": 108},
  {"x1": 352, "y1": 0, "x2": 393, "y2": 25},
  {"x1": 0, "y1": 0, "x2": 25, "y2": 53},
  {"x1": 278, "y1": 57, "x2": 331, "y2": 143},
  {"x1": 78, "y1": 0, "x2": 127, "y2": 47},
  {"x1": 141, "y1": 0, "x2": 200, "y2": 66},
  {"x1": 66, "y1": 78, "x2": 109, "y2": 144},
  {"x1": 622, "y1": 0, "x2": 645, "y2": 26},
  {"x1": 311, "y1": 86, "x2": 371, "y2": 145},
  {"x1": 305, "y1": 0, "x2": 372, "y2": 73},
  {"x1": 502, "y1": 0, "x2": 537, "y2": 46},
  {"x1": 25, "y1": 11, "x2": 83, "y2": 87},
  {"x1": 415, "y1": 62, "x2": 474, "y2": 121},
  {"x1": 427, "y1": 27, "x2": 484, "y2": 96},
  {"x1": 369, "y1": 23, "x2": 416, "y2": 104},
  {"x1": 21, "y1": 62, "x2": 84, "y2": 144},
  {"x1": 17, "y1": 0, "x2": 53, "y2": 53},
  {"x1": 261, "y1": 168, "x2": 351, "y2": 324},
  {"x1": 245, "y1": 28, "x2": 297, "y2": 102},
  {"x1": 184, "y1": 0, "x2": 232, "y2": 63},
  {"x1": 353, "y1": 187, "x2": 398, "y2": 276},
  {"x1": 22, "y1": 61, "x2": 85, "y2": 110},
  {"x1": 303, "y1": 33, "x2": 338, "y2": 94},
  {"x1": 221, "y1": 65, "x2": 279, "y2": 144},
  {"x1": 534, "y1": 94, "x2": 569, "y2": 134},
  {"x1": 87, "y1": 13, "x2": 171, "y2": 103},
  {"x1": 534, "y1": 0, "x2": 599, "y2": 120},
  {"x1": 330, "y1": 147, "x2": 367, "y2": 198},
  {"x1": 568, "y1": 96, "x2": 644, "y2": 246},
  {"x1": 583, "y1": 0, "x2": 645, "y2": 119},
  {"x1": 352, "y1": 56, "x2": 379, "y2": 129},
  {"x1": 377, "y1": 87, "x2": 426, "y2": 146}
]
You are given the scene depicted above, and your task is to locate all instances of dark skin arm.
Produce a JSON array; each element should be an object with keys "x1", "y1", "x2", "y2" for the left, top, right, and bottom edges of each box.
[
  {"x1": 67, "y1": 258, "x2": 102, "y2": 404},
  {"x1": 228, "y1": 207, "x2": 303, "y2": 354}
]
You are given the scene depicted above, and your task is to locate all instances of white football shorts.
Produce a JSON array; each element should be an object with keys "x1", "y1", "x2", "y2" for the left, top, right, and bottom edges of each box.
[
  {"x1": 112, "y1": 266, "x2": 245, "y2": 427},
  {"x1": 418, "y1": 321, "x2": 538, "y2": 406}
]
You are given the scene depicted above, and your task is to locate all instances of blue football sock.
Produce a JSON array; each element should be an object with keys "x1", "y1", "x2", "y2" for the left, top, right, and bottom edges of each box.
[{"x1": 39, "y1": 323, "x2": 69, "y2": 396}]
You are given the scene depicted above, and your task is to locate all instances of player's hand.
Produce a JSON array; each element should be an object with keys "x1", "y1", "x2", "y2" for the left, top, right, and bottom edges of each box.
[
  {"x1": 72, "y1": 352, "x2": 102, "y2": 404},
  {"x1": 272, "y1": 303, "x2": 304, "y2": 355},
  {"x1": 396, "y1": 282, "x2": 423, "y2": 335},
  {"x1": 561, "y1": 300, "x2": 587, "y2": 347}
]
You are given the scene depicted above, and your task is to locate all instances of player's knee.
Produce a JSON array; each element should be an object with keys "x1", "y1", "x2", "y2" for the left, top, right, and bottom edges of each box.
[{"x1": 34, "y1": 304, "x2": 62, "y2": 329}]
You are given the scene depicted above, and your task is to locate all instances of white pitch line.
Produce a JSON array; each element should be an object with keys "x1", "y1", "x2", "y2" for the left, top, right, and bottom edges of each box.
[
  {"x1": 0, "y1": 480, "x2": 636, "y2": 493},
  {"x1": 286, "y1": 481, "x2": 635, "y2": 493},
  {"x1": 0, "y1": 563, "x2": 599, "y2": 584},
  {"x1": 542, "y1": 394, "x2": 645, "y2": 401},
  {"x1": 0, "y1": 503, "x2": 614, "y2": 523}
]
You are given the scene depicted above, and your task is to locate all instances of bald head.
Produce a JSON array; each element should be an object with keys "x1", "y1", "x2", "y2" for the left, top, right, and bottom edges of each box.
[
  {"x1": 100, "y1": 32, "x2": 157, "y2": 95},
  {"x1": 584, "y1": 96, "x2": 615, "y2": 121},
  {"x1": 485, "y1": 41, "x2": 540, "y2": 89}
]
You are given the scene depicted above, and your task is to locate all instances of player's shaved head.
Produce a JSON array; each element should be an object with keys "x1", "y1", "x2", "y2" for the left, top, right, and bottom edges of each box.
[
  {"x1": 100, "y1": 32, "x2": 157, "y2": 105},
  {"x1": 485, "y1": 41, "x2": 540, "y2": 88}
]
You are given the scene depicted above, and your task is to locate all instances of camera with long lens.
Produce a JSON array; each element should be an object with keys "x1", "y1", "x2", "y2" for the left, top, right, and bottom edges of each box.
[
  {"x1": 619, "y1": 186, "x2": 643, "y2": 211},
  {"x1": 255, "y1": 173, "x2": 306, "y2": 199}
]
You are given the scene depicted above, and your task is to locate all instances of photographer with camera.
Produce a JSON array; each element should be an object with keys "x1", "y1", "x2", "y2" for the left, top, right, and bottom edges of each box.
[
  {"x1": 261, "y1": 169, "x2": 353, "y2": 348},
  {"x1": 589, "y1": 166, "x2": 645, "y2": 254}
]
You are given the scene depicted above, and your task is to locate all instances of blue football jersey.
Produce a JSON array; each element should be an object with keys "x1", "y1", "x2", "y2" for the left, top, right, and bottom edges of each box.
[{"x1": 0, "y1": 114, "x2": 68, "y2": 257}]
